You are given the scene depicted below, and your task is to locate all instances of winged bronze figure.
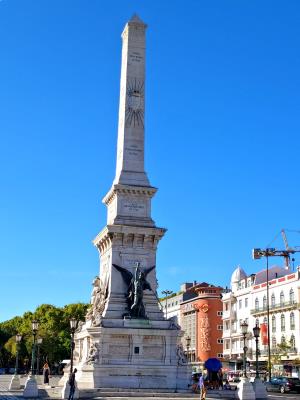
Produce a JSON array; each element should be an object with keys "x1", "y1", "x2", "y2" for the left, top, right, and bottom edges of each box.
[{"x1": 112, "y1": 262, "x2": 155, "y2": 318}]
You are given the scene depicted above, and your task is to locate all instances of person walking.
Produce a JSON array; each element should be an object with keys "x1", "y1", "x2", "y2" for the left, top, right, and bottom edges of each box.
[
  {"x1": 68, "y1": 368, "x2": 77, "y2": 400},
  {"x1": 42, "y1": 363, "x2": 50, "y2": 385},
  {"x1": 199, "y1": 372, "x2": 206, "y2": 400}
]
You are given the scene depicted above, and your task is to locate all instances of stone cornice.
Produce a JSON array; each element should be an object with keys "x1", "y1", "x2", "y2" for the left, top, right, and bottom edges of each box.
[
  {"x1": 102, "y1": 184, "x2": 157, "y2": 206},
  {"x1": 93, "y1": 224, "x2": 166, "y2": 254}
]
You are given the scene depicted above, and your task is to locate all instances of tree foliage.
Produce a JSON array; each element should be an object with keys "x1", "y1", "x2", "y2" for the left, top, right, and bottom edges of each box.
[{"x1": 0, "y1": 303, "x2": 89, "y2": 371}]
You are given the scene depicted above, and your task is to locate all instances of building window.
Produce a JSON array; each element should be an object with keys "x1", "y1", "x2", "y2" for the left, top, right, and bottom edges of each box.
[
  {"x1": 245, "y1": 298, "x2": 248, "y2": 307},
  {"x1": 272, "y1": 315, "x2": 276, "y2": 333},
  {"x1": 280, "y1": 291, "x2": 285, "y2": 306},
  {"x1": 272, "y1": 336, "x2": 277, "y2": 348},
  {"x1": 239, "y1": 299, "x2": 242, "y2": 309},
  {"x1": 217, "y1": 311, "x2": 223, "y2": 316},
  {"x1": 255, "y1": 298, "x2": 259, "y2": 310},
  {"x1": 225, "y1": 303, "x2": 229, "y2": 311},
  {"x1": 263, "y1": 316, "x2": 267, "y2": 324},
  {"x1": 256, "y1": 318, "x2": 259, "y2": 326},
  {"x1": 290, "y1": 312, "x2": 295, "y2": 330},
  {"x1": 281, "y1": 335, "x2": 286, "y2": 344},
  {"x1": 225, "y1": 340, "x2": 230, "y2": 350},
  {"x1": 271, "y1": 293, "x2": 275, "y2": 308},
  {"x1": 217, "y1": 353, "x2": 223, "y2": 358},
  {"x1": 263, "y1": 295, "x2": 267, "y2": 309},
  {"x1": 217, "y1": 339, "x2": 223, "y2": 344},
  {"x1": 290, "y1": 334, "x2": 295, "y2": 349},
  {"x1": 281, "y1": 314, "x2": 285, "y2": 332},
  {"x1": 290, "y1": 289, "x2": 295, "y2": 304},
  {"x1": 217, "y1": 325, "x2": 223, "y2": 330}
]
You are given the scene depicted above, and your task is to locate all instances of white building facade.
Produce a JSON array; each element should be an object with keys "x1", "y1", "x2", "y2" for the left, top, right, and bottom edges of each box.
[{"x1": 222, "y1": 265, "x2": 300, "y2": 376}]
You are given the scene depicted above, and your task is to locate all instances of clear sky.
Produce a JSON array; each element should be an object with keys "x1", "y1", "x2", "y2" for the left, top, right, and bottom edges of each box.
[{"x1": 1, "y1": 0, "x2": 300, "y2": 322}]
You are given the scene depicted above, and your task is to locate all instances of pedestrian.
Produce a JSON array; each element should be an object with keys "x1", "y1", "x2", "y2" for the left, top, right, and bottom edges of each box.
[
  {"x1": 199, "y1": 372, "x2": 206, "y2": 400},
  {"x1": 43, "y1": 362, "x2": 50, "y2": 385},
  {"x1": 218, "y1": 369, "x2": 223, "y2": 390},
  {"x1": 68, "y1": 368, "x2": 77, "y2": 400}
]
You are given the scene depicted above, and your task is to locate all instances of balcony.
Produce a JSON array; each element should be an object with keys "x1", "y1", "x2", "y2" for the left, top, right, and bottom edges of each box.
[
  {"x1": 223, "y1": 310, "x2": 237, "y2": 320},
  {"x1": 250, "y1": 301, "x2": 299, "y2": 315},
  {"x1": 222, "y1": 330, "x2": 231, "y2": 338},
  {"x1": 259, "y1": 347, "x2": 298, "y2": 356}
]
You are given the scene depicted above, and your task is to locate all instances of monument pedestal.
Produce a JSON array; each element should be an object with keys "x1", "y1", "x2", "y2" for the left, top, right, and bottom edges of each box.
[
  {"x1": 237, "y1": 377, "x2": 255, "y2": 400},
  {"x1": 253, "y1": 377, "x2": 267, "y2": 399},
  {"x1": 61, "y1": 381, "x2": 79, "y2": 400},
  {"x1": 23, "y1": 375, "x2": 39, "y2": 398},
  {"x1": 72, "y1": 320, "x2": 190, "y2": 390},
  {"x1": 9, "y1": 374, "x2": 20, "y2": 390}
]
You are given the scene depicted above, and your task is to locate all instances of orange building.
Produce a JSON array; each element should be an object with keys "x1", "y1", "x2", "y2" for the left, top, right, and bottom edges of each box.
[{"x1": 181, "y1": 282, "x2": 224, "y2": 367}]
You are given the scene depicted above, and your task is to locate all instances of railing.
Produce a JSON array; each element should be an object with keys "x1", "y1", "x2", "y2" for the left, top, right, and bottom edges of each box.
[
  {"x1": 222, "y1": 310, "x2": 237, "y2": 320},
  {"x1": 259, "y1": 347, "x2": 297, "y2": 356},
  {"x1": 251, "y1": 301, "x2": 298, "y2": 315}
]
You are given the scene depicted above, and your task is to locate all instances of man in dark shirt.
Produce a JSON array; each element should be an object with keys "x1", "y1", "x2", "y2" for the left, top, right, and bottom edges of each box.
[{"x1": 68, "y1": 368, "x2": 77, "y2": 400}]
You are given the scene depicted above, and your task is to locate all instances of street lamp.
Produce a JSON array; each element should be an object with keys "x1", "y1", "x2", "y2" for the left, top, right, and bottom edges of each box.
[
  {"x1": 252, "y1": 323, "x2": 267, "y2": 399},
  {"x1": 253, "y1": 248, "x2": 275, "y2": 381},
  {"x1": 186, "y1": 336, "x2": 191, "y2": 363},
  {"x1": 31, "y1": 320, "x2": 39, "y2": 375},
  {"x1": 253, "y1": 323, "x2": 260, "y2": 380},
  {"x1": 23, "y1": 320, "x2": 39, "y2": 398},
  {"x1": 36, "y1": 338, "x2": 43, "y2": 375},
  {"x1": 9, "y1": 334, "x2": 22, "y2": 390},
  {"x1": 15, "y1": 334, "x2": 22, "y2": 374},
  {"x1": 162, "y1": 289, "x2": 173, "y2": 319},
  {"x1": 70, "y1": 318, "x2": 77, "y2": 373},
  {"x1": 241, "y1": 320, "x2": 248, "y2": 378}
]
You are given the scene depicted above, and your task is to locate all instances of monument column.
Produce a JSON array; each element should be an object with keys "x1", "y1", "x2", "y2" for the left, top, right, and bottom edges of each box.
[
  {"x1": 67, "y1": 15, "x2": 191, "y2": 392},
  {"x1": 115, "y1": 14, "x2": 149, "y2": 187}
]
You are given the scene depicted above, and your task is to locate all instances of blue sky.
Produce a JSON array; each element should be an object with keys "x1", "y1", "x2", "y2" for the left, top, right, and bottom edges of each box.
[{"x1": 1, "y1": 0, "x2": 300, "y2": 322}]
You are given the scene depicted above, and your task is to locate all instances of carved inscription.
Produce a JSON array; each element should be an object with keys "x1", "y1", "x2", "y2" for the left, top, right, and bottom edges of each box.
[
  {"x1": 125, "y1": 145, "x2": 143, "y2": 157},
  {"x1": 129, "y1": 52, "x2": 143, "y2": 63},
  {"x1": 122, "y1": 199, "x2": 146, "y2": 216}
]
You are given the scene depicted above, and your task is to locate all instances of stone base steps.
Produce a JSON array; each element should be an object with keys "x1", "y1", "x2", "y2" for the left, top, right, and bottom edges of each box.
[{"x1": 38, "y1": 387, "x2": 236, "y2": 399}]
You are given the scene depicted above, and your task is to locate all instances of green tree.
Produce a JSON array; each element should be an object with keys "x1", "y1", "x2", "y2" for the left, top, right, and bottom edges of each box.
[{"x1": 0, "y1": 302, "x2": 89, "y2": 370}]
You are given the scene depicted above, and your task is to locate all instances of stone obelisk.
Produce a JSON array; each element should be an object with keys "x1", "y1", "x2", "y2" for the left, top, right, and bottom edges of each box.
[{"x1": 64, "y1": 15, "x2": 190, "y2": 392}]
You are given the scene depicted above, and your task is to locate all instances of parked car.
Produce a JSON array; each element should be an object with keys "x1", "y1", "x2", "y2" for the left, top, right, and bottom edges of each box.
[{"x1": 265, "y1": 377, "x2": 300, "y2": 393}]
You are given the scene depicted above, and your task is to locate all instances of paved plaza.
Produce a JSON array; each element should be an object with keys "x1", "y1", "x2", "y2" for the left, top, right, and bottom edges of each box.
[{"x1": 1, "y1": 376, "x2": 300, "y2": 400}]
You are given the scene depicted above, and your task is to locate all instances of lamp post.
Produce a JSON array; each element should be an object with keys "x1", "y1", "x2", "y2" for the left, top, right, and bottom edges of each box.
[
  {"x1": 252, "y1": 322, "x2": 267, "y2": 399},
  {"x1": 253, "y1": 248, "x2": 277, "y2": 381},
  {"x1": 237, "y1": 320, "x2": 255, "y2": 400},
  {"x1": 36, "y1": 338, "x2": 43, "y2": 375},
  {"x1": 186, "y1": 336, "x2": 191, "y2": 363},
  {"x1": 15, "y1": 334, "x2": 22, "y2": 375},
  {"x1": 241, "y1": 321, "x2": 248, "y2": 378},
  {"x1": 31, "y1": 320, "x2": 39, "y2": 375},
  {"x1": 70, "y1": 318, "x2": 77, "y2": 373},
  {"x1": 253, "y1": 323, "x2": 260, "y2": 379},
  {"x1": 23, "y1": 320, "x2": 39, "y2": 398},
  {"x1": 162, "y1": 289, "x2": 173, "y2": 319},
  {"x1": 9, "y1": 334, "x2": 22, "y2": 390}
]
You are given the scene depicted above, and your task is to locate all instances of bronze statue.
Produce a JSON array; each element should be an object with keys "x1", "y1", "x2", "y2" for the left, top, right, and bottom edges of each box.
[{"x1": 113, "y1": 262, "x2": 155, "y2": 318}]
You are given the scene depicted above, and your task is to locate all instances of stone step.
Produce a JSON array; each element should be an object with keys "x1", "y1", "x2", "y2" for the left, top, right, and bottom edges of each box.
[{"x1": 38, "y1": 386, "x2": 236, "y2": 399}]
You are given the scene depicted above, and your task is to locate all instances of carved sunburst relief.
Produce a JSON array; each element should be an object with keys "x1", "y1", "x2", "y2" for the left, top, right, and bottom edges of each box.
[{"x1": 126, "y1": 78, "x2": 144, "y2": 127}]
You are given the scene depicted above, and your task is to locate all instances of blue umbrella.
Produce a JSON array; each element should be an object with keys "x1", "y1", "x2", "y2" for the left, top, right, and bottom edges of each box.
[{"x1": 204, "y1": 358, "x2": 222, "y2": 372}]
